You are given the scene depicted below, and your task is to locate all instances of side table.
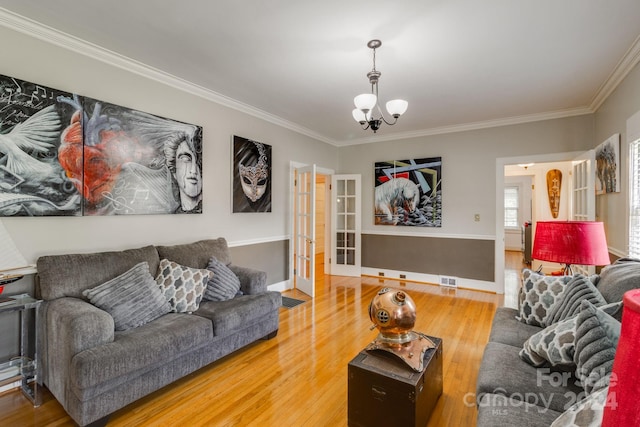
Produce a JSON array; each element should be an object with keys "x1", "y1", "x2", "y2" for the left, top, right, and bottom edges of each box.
[
  {"x1": 0, "y1": 293, "x2": 42, "y2": 406},
  {"x1": 348, "y1": 335, "x2": 443, "y2": 427}
]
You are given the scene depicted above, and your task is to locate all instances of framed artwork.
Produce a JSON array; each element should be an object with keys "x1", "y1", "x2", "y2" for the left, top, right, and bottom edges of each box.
[
  {"x1": 76, "y1": 97, "x2": 203, "y2": 215},
  {"x1": 0, "y1": 73, "x2": 202, "y2": 216},
  {"x1": 232, "y1": 135, "x2": 272, "y2": 213},
  {"x1": 374, "y1": 157, "x2": 442, "y2": 227},
  {"x1": 0, "y1": 75, "x2": 81, "y2": 216},
  {"x1": 595, "y1": 133, "x2": 620, "y2": 194}
]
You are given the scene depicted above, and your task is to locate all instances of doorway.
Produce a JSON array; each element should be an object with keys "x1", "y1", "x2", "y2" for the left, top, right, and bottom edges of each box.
[
  {"x1": 495, "y1": 151, "x2": 587, "y2": 295},
  {"x1": 290, "y1": 162, "x2": 333, "y2": 298}
]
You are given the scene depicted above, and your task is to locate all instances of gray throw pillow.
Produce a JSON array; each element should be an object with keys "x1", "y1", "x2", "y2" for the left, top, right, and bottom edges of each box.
[
  {"x1": 517, "y1": 269, "x2": 572, "y2": 327},
  {"x1": 574, "y1": 300, "x2": 621, "y2": 394},
  {"x1": 546, "y1": 274, "x2": 607, "y2": 325},
  {"x1": 83, "y1": 261, "x2": 171, "y2": 331},
  {"x1": 204, "y1": 256, "x2": 241, "y2": 301},
  {"x1": 155, "y1": 259, "x2": 211, "y2": 313}
]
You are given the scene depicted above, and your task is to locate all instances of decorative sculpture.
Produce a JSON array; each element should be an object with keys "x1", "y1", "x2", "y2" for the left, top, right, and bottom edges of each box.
[
  {"x1": 546, "y1": 169, "x2": 562, "y2": 218},
  {"x1": 366, "y1": 287, "x2": 435, "y2": 371}
]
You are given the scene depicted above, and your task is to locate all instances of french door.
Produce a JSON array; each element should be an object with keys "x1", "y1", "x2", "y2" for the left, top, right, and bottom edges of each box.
[
  {"x1": 293, "y1": 165, "x2": 316, "y2": 297},
  {"x1": 330, "y1": 174, "x2": 361, "y2": 276},
  {"x1": 571, "y1": 149, "x2": 596, "y2": 275}
]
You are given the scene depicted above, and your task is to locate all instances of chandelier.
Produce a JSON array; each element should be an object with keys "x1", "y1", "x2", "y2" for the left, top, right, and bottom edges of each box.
[{"x1": 352, "y1": 39, "x2": 408, "y2": 133}]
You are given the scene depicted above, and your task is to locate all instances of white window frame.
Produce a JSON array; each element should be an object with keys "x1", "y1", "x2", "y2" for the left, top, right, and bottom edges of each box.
[
  {"x1": 504, "y1": 184, "x2": 520, "y2": 229},
  {"x1": 629, "y1": 138, "x2": 640, "y2": 257}
]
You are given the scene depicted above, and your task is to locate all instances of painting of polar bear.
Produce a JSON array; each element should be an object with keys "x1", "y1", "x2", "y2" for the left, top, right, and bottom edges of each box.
[{"x1": 374, "y1": 158, "x2": 442, "y2": 227}]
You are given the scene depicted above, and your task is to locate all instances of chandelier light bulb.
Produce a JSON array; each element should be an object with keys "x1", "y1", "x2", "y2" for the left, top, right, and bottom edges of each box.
[
  {"x1": 352, "y1": 108, "x2": 367, "y2": 124},
  {"x1": 386, "y1": 99, "x2": 408, "y2": 118},
  {"x1": 354, "y1": 93, "x2": 377, "y2": 112}
]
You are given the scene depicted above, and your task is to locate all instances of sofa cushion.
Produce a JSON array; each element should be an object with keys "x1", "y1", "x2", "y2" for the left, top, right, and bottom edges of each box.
[
  {"x1": 155, "y1": 259, "x2": 212, "y2": 313},
  {"x1": 204, "y1": 256, "x2": 241, "y2": 301},
  {"x1": 156, "y1": 238, "x2": 232, "y2": 268},
  {"x1": 546, "y1": 275, "x2": 606, "y2": 325},
  {"x1": 550, "y1": 386, "x2": 609, "y2": 427},
  {"x1": 37, "y1": 245, "x2": 160, "y2": 300},
  {"x1": 517, "y1": 269, "x2": 572, "y2": 327},
  {"x1": 489, "y1": 307, "x2": 543, "y2": 347},
  {"x1": 597, "y1": 257, "x2": 640, "y2": 303},
  {"x1": 70, "y1": 312, "x2": 213, "y2": 391},
  {"x1": 574, "y1": 301, "x2": 620, "y2": 394},
  {"x1": 83, "y1": 262, "x2": 171, "y2": 331},
  {"x1": 476, "y1": 393, "x2": 563, "y2": 427},
  {"x1": 477, "y1": 342, "x2": 584, "y2": 413},
  {"x1": 196, "y1": 291, "x2": 282, "y2": 336}
]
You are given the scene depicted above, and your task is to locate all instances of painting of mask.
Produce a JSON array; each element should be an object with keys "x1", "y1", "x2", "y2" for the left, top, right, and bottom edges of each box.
[{"x1": 232, "y1": 135, "x2": 272, "y2": 213}]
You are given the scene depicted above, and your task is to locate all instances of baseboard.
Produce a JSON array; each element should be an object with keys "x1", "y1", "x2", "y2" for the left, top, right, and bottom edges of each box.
[
  {"x1": 361, "y1": 267, "x2": 500, "y2": 294},
  {"x1": 268, "y1": 280, "x2": 291, "y2": 292}
]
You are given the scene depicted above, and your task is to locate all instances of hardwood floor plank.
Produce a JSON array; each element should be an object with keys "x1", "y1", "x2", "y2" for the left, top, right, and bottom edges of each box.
[{"x1": 0, "y1": 274, "x2": 506, "y2": 427}]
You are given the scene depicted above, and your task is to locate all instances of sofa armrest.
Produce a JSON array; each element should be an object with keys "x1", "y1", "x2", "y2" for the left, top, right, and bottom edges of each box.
[
  {"x1": 40, "y1": 297, "x2": 114, "y2": 401},
  {"x1": 229, "y1": 265, "x2": 267, "y2": 295},
  {"x1": 47, "y1": 297, "x2": 115, "y2": 356}
]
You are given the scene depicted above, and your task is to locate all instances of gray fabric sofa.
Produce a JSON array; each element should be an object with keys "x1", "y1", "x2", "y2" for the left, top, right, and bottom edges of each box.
[
  {"x1": 35, "y1": 238, "x2": 281, "y2": 426},
  {"x1": 475, "y1": 259, "x2": 640, "y2": 427}
]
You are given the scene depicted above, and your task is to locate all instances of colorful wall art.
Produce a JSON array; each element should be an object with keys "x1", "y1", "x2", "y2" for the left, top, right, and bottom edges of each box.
[
  {"x1": 232, "y1": 135, "x2": 272, "y2": 213},
  {"x1": 595, "y1": 133, "x2": 620, "y2": 194},
  {"x1": 0, "y1": 74, "x2": 202, "y2": 216},
  {"x1": 374, "y1": 157, "x2": 442, "y2": 227}
]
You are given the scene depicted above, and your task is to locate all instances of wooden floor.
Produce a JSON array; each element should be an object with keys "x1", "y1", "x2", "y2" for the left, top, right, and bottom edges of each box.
[{"x1": 1, "y1": 254, "x2": 525, "y2": 427}]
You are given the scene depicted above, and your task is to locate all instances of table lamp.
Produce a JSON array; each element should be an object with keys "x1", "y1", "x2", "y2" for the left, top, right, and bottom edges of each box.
[
  {"x1": 0, "y1": 220, "x2": 36, "y2": 294},
  {"x1": 532, "y1": 221, "x2": 610, "y2": 275}
]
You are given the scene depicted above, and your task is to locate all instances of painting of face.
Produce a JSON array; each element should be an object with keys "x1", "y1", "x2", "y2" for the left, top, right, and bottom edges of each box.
[{"x1": 233, "y1": 135, "x2": 272, "y2": 213}]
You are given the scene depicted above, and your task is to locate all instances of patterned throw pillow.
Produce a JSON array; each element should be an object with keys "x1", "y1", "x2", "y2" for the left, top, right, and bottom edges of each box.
[
  {"x1": 155, "y1": 259, "x2": 212, "y2": 313},
  {"x1": 520, "y1": 314, "x2": 578, "y2": 367},
  {"x1": 574, "y1": 300, "x2": 621, "y2": 394},
  {"x1": 203, "y1": 256, "x2": 241, "y2": 301},
  {"x1": 83, "y1": 262, "x2": 171, "y2": 331},
  {"x1": 550, "y1": 386, "x2": 609, "y2": 427},
  {"x1": 520, "y1": 301, "x2": 622, "y2": 368},
  {"x1": 517, "y1": 269, "x2": 572, "y2": 327},
  {"x1": 546, "y1": 274, "x2": 607, "y2": 325}
]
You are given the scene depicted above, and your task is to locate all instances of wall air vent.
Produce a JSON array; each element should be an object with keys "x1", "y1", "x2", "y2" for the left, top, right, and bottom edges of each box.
[{"x1": 439, "y1": 275, "x2": 458, "y2": 288}]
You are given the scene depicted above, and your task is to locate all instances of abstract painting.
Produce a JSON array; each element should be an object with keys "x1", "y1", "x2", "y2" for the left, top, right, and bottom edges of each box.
[
  {"x1": 0, "y1": 73, "x2": 202, "y2": 216},
  {"x1": 0, "y1": 75, "x2": 80, "y2": 216},
  {"x1": 595, "y1": 133, "x2": 620, "y2": 194},
  {"x1": 374, "y1": 157, "x2": 442, "y2": 227},
  {"x1": 232, "y1": 135, "x2": 271, "y2": 213}
]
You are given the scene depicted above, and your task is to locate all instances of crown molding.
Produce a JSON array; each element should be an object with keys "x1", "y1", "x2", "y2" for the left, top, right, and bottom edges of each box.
[
  {"x1": 0, "y1": 8, "x2": 338, "y2": 147},
  {"x1": 589, "y1": 34, "x2": 640, "y2": 111},
  {"x1": 339, "y1": 106, "x2": 593, "y2": 146}
]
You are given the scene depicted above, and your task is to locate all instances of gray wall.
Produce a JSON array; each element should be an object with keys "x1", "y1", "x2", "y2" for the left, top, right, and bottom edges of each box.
[
  {"x1": 594, "y1": 63, "x2": 640, "y2": 256},
  {"x1": 338, "y1": 115, "x2": 595, "y2": 282}
]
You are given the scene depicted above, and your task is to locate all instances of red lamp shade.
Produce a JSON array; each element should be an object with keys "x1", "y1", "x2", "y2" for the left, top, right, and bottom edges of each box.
[{"x1": 532, "y1": 221, "x2": 610, "y2": 267}]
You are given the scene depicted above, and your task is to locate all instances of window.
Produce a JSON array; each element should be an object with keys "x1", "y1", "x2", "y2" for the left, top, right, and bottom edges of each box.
[
  {"x1": 629, "y1": 139, "x2": 640, "y2": 257},
  {"x1": 504, "y1": 185, "x2": 519, "y2": 228}
]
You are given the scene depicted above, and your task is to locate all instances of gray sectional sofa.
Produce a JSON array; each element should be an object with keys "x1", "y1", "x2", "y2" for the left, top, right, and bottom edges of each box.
[
  {"x1": 475, "y1": 258, "x2": 640, "y2": 427},
  {"x1": 35, "y1": 238, "x2": 281, "y2": 426}
]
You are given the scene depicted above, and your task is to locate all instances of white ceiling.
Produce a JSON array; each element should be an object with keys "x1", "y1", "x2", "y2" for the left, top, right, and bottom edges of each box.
[{"x1": 1, "y1": 0, "x2": 639, "y2": 147}]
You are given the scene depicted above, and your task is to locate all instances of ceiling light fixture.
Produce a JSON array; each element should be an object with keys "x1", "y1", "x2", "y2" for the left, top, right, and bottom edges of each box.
[{"x1": 352, "y1": 40, "x2": 408, "y2": 133}]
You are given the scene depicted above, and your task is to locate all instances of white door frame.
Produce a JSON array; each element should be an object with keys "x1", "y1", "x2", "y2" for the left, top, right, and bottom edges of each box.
[{"x1": 496, "y1": 151, "x2": 583, "y2": 294}]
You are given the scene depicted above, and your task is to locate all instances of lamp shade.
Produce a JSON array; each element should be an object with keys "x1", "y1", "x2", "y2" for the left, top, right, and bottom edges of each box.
[
  {"x1": 354, "y1": 93, "x2": 377, "y2": 112},
  {"x1": 386, "y1": 99, "x2": 408, "y2": 117},
  {"x1": 352, "y1": 108, "x2": 367, "y2": 123},
  {"x1": 532, "y1": 221, "x2": 610, "y2": 266}
]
